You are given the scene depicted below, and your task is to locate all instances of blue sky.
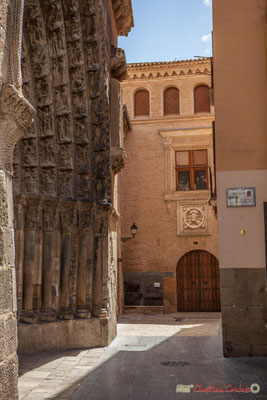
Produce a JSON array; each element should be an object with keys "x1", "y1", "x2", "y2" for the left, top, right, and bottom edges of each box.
[{"x1": 118, "y1": 0, "x2": 213, "y2": 63}]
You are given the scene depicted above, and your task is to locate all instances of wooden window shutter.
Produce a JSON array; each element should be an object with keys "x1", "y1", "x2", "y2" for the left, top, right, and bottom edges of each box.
[
  {"x1": 134, "y1": 90, "x2": 149, "y2": 116},
  {"x1": 164, "y1": 87, "x2": 179, "y2": 115},
  {"x1": 194, "y1": 85, "x2": 210, "y2": 113}
]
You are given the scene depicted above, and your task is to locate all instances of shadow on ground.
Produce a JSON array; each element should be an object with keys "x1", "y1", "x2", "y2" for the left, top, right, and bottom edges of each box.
[{"x1": 18, "y1": 313, "x2": 267, "y2": 400}]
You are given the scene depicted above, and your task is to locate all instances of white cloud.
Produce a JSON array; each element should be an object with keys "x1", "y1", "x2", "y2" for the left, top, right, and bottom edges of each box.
[
  {"x1": 201, "y1": 33, "x2": 211, "y2": 42},
  {"x1": 203, "y1": 0, "x2": 212, "y2": 6}
]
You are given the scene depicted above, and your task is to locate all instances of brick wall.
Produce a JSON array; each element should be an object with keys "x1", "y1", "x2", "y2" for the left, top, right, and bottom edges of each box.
[{"x1": 120, "y1": 60, "x2": 218, "y2": 312}]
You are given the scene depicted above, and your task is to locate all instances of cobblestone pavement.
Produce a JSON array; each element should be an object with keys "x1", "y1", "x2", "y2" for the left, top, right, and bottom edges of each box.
[{"x1": 18, "y1": 313, "x2": 267, "y2": 400}]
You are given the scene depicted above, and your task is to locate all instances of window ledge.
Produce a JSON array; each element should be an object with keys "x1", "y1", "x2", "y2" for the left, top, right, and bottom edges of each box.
[
  {"x1": 165, "y1": 190, "x2": 211, "y2": 202},
  {"x1": 133, "y1": 115, "x2": 150, "y2": 120}
]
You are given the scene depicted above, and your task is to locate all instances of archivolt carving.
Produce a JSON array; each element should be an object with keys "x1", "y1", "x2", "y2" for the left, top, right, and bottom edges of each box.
[
  {"x1": 40, "y1": 167, "x2": 56, "y2": 195},
  {"x1": 74, "y1": 119, "x2": 89, "y2": 144},
  {"x1": 63, "y1": 0, "x2": 80, "y2": 15},
  {"x1": 57, "y1": 114, "x2": 72, "y2": 142},
  {"x1": 58, "y1": 144, "x2": 73, "y2": 170},
  {"x1": 21, "y1": 138, "x2": 38, "y2": 166},
  {"x1": 39, "y1": 138, "x2": 56, "y2": 166},
  {"x1": 12, "y1": 0, "x2": 130, "y2": 329},
  {"x1": 38, "y1": 106, "x2": 54, "y2": 137},
  {"x1": 23, "y1": 167, "x2": 38, "y2": 194},
  {"x1": 58, "y1": 170, "x2": 73, "y2": 198}
]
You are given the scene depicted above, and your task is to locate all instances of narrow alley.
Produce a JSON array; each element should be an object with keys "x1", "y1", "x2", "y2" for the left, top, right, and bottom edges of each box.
[{"x1": 19, "y1": 313, "x2": 267, "y2": 400}]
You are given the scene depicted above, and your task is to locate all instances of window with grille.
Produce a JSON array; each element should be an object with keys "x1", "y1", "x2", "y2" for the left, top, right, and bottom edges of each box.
[
  {"x1": 175, "y1": 149, "x2": 208, "y2": 191},
  {"x1": 194, "y1": 85, "x2": 210, "y2": 114},
  {"x1": 134, "y1": 89, "x2": 149, "y2": 117},
  {"x1": 164, "y1": 87, "x2": 179, "y2": 115}
]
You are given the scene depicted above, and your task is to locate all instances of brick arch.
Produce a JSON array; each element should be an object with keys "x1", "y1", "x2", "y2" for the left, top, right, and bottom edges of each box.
[
  {"x1": 163, "y1": 86, "x2": 179, "y2": 115},
  {"x1": 134, "y1": 89, "x2": 150, "y2": 116},
  {"x1": 176, "y1": 250, "x2": 220, "y2": 311},
  {"x1": 194, "y1": 84, "x2": 210, "y2": 113}
]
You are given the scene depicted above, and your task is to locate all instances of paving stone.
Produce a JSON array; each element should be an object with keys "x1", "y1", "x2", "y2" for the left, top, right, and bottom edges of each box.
[
  {"x1": 129, "y1": 395, "x2": 149, "y2": 400},
  {"x1": 18, "y1": 313, "x2": 267, "y2": 400}
]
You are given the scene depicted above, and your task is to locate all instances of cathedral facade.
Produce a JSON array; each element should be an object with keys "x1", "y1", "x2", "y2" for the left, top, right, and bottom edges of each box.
[{"x1": 0, "y1": 0, "x2": 133, "y2": 398}]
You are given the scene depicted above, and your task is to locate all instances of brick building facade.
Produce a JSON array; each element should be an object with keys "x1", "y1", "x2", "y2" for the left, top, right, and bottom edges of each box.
[{"x1": 120, "y1": 59, "x2": 219, "y2": 313}]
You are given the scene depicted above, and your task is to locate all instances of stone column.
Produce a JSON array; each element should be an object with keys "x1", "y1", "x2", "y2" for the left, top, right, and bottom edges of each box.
[
  {"x1": 76, "y1": 205, "x2": 92, "y2": 319},
  {"x1": 40, "y1": 202, "x2": 57, "y2": 322},
  {"x1": 93, "y1": 206, "x2": 109, "y2": 318},
  {"x1": 59, "y1": 209, "x2": 74, "y2": 320},
  {"x1": 20, "y1": 198, "x2": 40, "y2": 323},
  {"x1": 0, "y1": 84, "x2": 34, "y2": 399},
  {"x1": 14, "y1": 197, "x2": 25, "y2": 313}
]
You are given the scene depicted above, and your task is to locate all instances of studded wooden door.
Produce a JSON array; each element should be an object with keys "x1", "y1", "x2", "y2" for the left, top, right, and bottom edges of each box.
[{"x1": 177, "y1": 250, "x2": 221, "y2": 311}]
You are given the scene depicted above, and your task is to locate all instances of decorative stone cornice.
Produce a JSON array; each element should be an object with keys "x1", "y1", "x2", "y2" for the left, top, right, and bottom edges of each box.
[
  {"x1": 0, "y1": 84, "x2": 35, "y2": 172},
  {"x1": 124, "y1": 58, "x2": 212, "y2": 81},
  {"x1": 111, "y1": 46, "x2": 127, "y2": 82},
  {"x1": 0, "y1": 84, "x2": 35, "y2": 130},
  {"x1": 128, "y1": 58, "x2": 210, "y2": 68},
  {"x1": 112, "y1": 0, "x2": 134, "y2": 36}
]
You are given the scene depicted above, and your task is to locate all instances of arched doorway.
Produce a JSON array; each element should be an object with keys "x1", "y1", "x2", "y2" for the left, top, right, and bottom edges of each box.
[{"x1": 177, "y1": 250, "x2": 220, "y2": 311}]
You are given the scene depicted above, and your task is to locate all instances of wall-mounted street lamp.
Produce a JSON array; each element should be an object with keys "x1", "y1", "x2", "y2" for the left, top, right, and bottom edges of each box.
[{"x1": 121, "y1": 223, "x2": 138, "y2": 243}]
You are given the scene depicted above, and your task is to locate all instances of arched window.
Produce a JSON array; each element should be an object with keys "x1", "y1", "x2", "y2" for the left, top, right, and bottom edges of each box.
[
  {"x1": 134, "y1": 89, "x2": 149, "y2": 117},
  {"x1": 194, "y1": 85, "x2": 210, "y2": 113},
  {"x1": 164, "y1": 87, "x2": 179, "y2": 115}
]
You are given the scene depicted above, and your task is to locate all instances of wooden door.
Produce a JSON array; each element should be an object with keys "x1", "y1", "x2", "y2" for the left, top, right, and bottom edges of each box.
[{"x1": 177, "y1": 250, "x2": 220, "y2": 311}]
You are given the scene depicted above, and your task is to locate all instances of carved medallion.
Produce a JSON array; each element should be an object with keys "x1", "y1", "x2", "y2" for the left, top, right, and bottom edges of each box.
[
  {"x1": 177, "y1": 204, "x2": 210, "y2": 236},
  {"x1": 183, "y1": 207, "x2": 205, "y2": 230}
]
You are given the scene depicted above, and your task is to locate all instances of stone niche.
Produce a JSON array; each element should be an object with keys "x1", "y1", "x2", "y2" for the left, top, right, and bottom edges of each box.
[{"x1": 13, "y1": 0, "x2": 133, "y2": 354}]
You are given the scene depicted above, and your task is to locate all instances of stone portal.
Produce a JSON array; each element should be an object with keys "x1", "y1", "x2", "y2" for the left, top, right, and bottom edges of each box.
[{"x1": 12, "y1": 0, "x2": 133, "y2": 353}]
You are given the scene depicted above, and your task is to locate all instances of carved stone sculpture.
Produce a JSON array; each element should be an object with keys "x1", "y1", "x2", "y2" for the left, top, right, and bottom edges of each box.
[{"x1": 183, "y1": 207, "x2": 205, "y2": 230}]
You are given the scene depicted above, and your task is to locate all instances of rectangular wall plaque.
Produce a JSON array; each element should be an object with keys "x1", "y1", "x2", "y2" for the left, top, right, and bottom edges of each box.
[{"x1": 226, "y1": 187, "x2": 256, "y2": 207}]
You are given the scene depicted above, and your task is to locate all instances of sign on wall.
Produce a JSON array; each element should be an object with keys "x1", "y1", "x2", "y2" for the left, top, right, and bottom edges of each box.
[{"x1": 226, "y1": 187, "x2": 256, "y2": 207}]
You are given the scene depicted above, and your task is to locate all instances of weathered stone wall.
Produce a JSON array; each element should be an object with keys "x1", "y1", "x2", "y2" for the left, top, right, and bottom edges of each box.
[
  {"x1": 0, "y1": 1, "x2": 35, "y2": 398},
  {"x1": 11, "y1": 0, "x2": 133, "y2": 353},
  {"x1": 0, "y1": 3, "x2": 17, "y2": 396},
  {"x1": 0, "y1": 170, "x2": 19, "y2": 399}
]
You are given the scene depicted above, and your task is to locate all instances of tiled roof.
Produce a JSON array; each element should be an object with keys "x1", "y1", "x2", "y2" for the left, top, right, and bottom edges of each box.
[{"x1": 127, "y1": 58, "x2": 211, "y2": 68}]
